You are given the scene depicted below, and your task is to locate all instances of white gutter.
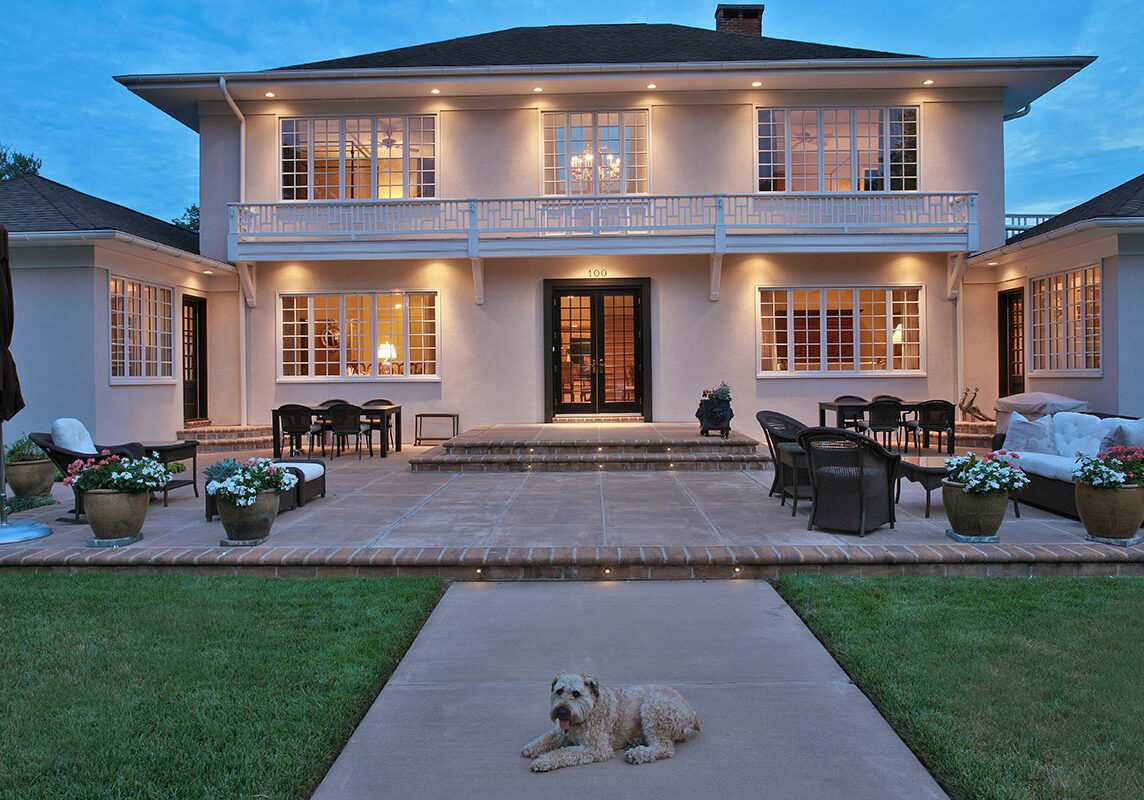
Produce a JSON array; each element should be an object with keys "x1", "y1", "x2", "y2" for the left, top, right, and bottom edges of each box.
[
  {"x1": 968, "y1": 218, "x2": 1144, "y2": 265},
  {"x1": 6, "y1": 230, "x2": 236, "y2": 274},
  {"x1": 219, "y1": 78, "x2": 250, "y2": 427},
  {"x1": 218, "y1": 77, "x2": 245, "y2": 203}
]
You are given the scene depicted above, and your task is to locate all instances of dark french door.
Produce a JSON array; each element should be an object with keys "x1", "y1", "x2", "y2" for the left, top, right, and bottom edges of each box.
[
  {"x1": 998, "y1": 288, "x2": 1025, "y2": 398},
  {"x1": 544, "y1": 279, "x2": 650, "y2": 419},
  {"x1": 182, "y1": 296, "x2": 208, "y2": 422}
]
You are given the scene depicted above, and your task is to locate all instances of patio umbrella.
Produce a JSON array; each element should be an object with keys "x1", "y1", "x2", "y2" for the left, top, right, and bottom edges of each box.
[{"x1": 0, "y1": 225, "x2": 51, "y2": 543}]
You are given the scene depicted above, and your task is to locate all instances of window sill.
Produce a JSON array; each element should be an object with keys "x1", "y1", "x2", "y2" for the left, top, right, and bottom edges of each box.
[
  {"x1": 109, "y1": 378, "x2": 178, "y2": 387},
  {"x1": 757, "y1": 371, "x2": 927, "y2": 379},
  {"x1": 276, "y1": 375, "x2": 441, "y2": 384},
  {"x1": 1028, "y1": 370, "x2": 1103, "y2": 379}
]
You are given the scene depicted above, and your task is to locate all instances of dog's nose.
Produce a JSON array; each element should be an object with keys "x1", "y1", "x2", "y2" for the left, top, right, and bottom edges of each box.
[{"x1": 554, "y1": 706, "x2": 571, "y2": 720}]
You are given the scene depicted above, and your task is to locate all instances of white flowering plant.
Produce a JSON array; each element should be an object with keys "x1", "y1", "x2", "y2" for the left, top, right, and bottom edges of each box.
[
  {"x1": 64, "y1": 451, "x2": 171, "y2": 493},
  {"x1": 945, "y1": 450, "x2": 1030, "y2": 495},
  {"x1": 1073, "y1": 452, "x2": 1128, "y2": 488},
  {"x1": 206, "y1": 458, "x2": 298, "y2": 507}
]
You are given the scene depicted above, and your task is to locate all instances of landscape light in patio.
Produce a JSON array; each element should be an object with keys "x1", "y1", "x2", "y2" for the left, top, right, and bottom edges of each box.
[
  {"x1": 603, "y1": 568, "x2": 612, "y2": 575},
  {"x1": 733, "y1": 566, "x2": 742, "y2": 574},
  {"x1": 475, "y1": 568, "x2": 483, "y2": 575}
]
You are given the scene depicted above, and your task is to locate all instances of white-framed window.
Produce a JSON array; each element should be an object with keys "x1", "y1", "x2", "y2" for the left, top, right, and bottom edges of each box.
[
  {"x1": 758, "y1": 286, "x2": 923, "y2": 376},
  {"x1": 757, "y1": 107, "x2": 918, "y2": 192},
  {"x1": 1030, "y1": 266, "x2": 1101, "y2": 374},
  {"x1": 279, "y1": 291, "x2": 438, "y2": 380},
  {"x1": 109, "y1": 276, "x2": 174, "y2": 383},
  {"x1": 280, "y1": 116, "x2": 436, "y2": 201},
  {"x1": 542, "y1": 110, "x2": 648, "y2": 195}
]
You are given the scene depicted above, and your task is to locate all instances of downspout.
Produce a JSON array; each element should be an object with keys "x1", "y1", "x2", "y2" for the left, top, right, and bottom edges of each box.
[
  {"x1": 1003, "y1": 104, "x2": 1031, "y2": 122},
  {"x1": 220, "y1": 77, "x2": 249, "y2": 425}
]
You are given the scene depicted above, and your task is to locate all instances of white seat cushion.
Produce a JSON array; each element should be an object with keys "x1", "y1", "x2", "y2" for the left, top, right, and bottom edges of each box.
[
  {"x1": 1002, "y1": 412, "x2": 1055, "y2": 455},
  {"x1": 1051, "y1": 412, "x2": 1117, "y2": 458},
  {"x1": 276, "y1": 461, "x2": 325, "y2": 481},
  {"x1": 51, "y1": 418, "x2": 97, "y2": 454},
  {"x1": 1009, "y1": 451, "x2": 1075, "y2": 483}
]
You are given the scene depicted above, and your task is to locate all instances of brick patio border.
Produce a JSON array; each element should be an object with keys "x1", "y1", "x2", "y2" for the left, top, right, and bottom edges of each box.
[{"x1": 1, "y1": 542, "x2": 1141, "y2": 579}]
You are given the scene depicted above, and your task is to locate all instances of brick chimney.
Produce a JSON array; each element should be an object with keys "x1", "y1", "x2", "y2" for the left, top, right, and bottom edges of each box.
[{"x1": 715, "y1": 4, "x2": 765, "y2": 36}]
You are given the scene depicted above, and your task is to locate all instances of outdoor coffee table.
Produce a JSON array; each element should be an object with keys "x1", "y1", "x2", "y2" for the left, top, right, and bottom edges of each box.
[
  {"x1": 897, "y1": 454, "x2": 954, "y2": 518},
  {"x1": 142, "y1": 440, "x2": 199, "y2": 506},
  {"x1": 775, "y1": 441, "x2": 810, "y2": 516}
]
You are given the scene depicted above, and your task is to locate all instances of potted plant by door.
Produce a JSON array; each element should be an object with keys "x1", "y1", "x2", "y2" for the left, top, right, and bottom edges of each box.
[
  {"x1": 941, "y1": 450, "x2": 1029, "y2": 543},
  {"x1": 1073, "y1": 447, "x2": 1144, "y2": 546},
  {"x1": 64, "y1": 452, "x2": 170, "y2": 545},
  {"x1": 206, "y1": 458, "x2": 298, "y2": 546},
  {"x1": 4, "y1": 436, "x2": 55, "y2": 498},
  {"x1": 696, "y1": 382, "x2": 734, "y2": 438}
]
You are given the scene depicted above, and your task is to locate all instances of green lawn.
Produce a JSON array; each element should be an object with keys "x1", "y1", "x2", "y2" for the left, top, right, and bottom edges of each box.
[
  {"x1": 773, "y1": 576, "x2": 1144, "y2": 800},
  {"x1": 0, "y1": 574, "x2": 443, "y2": 800}
]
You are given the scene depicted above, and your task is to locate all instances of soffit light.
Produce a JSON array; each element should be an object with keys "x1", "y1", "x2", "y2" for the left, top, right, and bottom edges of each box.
[
  {"x1": 430, "y1": 88, "x2": 441, "y2": 94},
  {"x1": 646, "y1": 83, "x2": 657, "y2": 89},
  {"x1": 751, "y1": 81, "x2": 762, "y2": 87},
  {"x1": 923, "y1": 79, "x2": 934, "y2": 85},
  {"x1": 987, "y1": 261, "x2": 999, "y2": 266},
  {"x1": 264, "y1": 91, "x2": 276, "y2": 97},
  {"x1": 533, "y1": 86, "x2": 543, "y2": 92},
  {"x1": 202, "y1": 270, "x2": 213, "y2": 275}
]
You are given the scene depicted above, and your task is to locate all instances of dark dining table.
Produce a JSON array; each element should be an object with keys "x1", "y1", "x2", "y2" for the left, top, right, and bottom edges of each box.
[
  {"x1": 271, "y1": 403, "x2": 402, "y2": 459},
  {"x1": 817, "y1": 399, "x2": 927, "y2": 427}
]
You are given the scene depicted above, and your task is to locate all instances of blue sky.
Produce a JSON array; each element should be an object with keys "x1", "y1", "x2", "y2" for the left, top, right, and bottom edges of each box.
[{"x1": 3, "y1": 0, "x2": 1140, "y2": 223}]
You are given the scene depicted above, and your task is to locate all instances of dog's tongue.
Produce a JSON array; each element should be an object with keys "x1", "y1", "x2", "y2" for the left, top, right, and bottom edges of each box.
[{"x1": 559, "y1": 720, "x2": 570, "y2": 732}]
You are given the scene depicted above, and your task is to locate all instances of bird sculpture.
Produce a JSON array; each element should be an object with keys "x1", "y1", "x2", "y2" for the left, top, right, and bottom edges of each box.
[{"x1": 964, "y1": 387, "x2": 994, "y2": 423}]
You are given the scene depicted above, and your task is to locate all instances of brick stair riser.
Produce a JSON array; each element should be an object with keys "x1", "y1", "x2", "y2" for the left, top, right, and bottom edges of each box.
[
  {"x1": 412, "y1": 460, "x2": 768, "y2": 472},
  {"x1": 196, "y1": 438, "x2": 275, "y2": 453},
  {"x1": 444, "y1": 443, "x2": 760, "y2": 456}
]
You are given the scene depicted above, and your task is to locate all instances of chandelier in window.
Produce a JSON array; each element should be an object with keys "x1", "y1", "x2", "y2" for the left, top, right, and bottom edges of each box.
[{"x1": 570, "y1": 147, "x2": 621, "y2": 183}]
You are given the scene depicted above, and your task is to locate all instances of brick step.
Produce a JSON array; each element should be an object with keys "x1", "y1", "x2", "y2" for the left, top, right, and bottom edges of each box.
[
  {"x1": 443, "y1": 440, "x2": 760, "y2": 456},
  {"x1": 955, "y1": 421, "x2": 996, "y2": 434},
  {"x1": 956, "y1": 433, "x2": 996, "y2": 449},
  {"x1": 177, "y1": 425, "x2": 274, "y2": 442},
  {"x1": 410, "y1": 449, "x2": 770, "y2": 472},
  {"x1": 193, "y1": 436, "x2": 275, "y2": 453},
  {"x1": 551, "y1": 415, "x2": 645, "y2": 423}
]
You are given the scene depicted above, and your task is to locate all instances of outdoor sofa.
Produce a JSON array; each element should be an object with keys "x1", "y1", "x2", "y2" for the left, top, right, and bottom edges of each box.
[{"x1": 992, "y1": 410, "x2": 1142, "y2": 518}]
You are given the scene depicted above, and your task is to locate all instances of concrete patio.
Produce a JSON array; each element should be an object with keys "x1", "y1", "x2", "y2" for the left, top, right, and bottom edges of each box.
[{"x1": 2, "y1": 436, "x2": 1141, "y2": 578}]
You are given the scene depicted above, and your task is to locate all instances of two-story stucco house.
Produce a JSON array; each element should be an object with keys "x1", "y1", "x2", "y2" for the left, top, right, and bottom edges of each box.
[{"x1": 102, "y1": 5, "x2": 1091, "y2": 438}]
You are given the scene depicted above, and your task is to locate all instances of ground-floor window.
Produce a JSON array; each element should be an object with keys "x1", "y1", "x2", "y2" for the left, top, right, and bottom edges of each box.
[
  {"x1": 109, "y1": 276, "x2": 173, "y2": 382},
  {"x1": 1030, "y1": 266, "x2": 1100, "y2": 373},
  {"x1": 279, "y1": 291, "x2": 438, "y2": 379},
  {"x1": 758, "y1": 286, "x2": 922, "y2": 375}
]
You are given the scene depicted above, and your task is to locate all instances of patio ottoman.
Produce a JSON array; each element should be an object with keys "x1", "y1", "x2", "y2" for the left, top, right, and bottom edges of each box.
[{"x1": 274, "y1": 459, "x2": 327, "y2": 508}]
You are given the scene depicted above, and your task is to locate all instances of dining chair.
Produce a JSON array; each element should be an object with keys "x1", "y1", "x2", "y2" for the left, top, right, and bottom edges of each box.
[
  {"x1": 326, "y1": 404, "x2": 372, "y2": 459},
  {"x1": 832, "y1": 395, "x2": 867, "y2": 431},
  {"x1": 364, "y1": 397, "x2": 396, "y2": 450},
  {"x1": 905, "y1": 400, "x2": 957, "y2": 453},
  {"x1": 858, "y1": 399, "x2": 906, "y2": 451},
  {"x1": 276, "y1": 403, "x2": 323, "y2": 457}
]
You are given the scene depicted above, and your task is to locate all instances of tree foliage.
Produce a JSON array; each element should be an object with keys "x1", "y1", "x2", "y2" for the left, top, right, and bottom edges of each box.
[
  {"x1": 0, "y1": 143, "x2": 42, "y2": 180},
  {"x1": 172, "y1": 203, "x2": 199, "y2": 233}
]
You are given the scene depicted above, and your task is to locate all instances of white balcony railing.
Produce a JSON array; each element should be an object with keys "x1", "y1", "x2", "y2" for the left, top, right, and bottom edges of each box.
[
  {"x1": 1004, "y1": 213, "x2": 1053, "y2": 239},
  {"x1": 229, "y1": 193, "x2": 977, "y2": 255}
]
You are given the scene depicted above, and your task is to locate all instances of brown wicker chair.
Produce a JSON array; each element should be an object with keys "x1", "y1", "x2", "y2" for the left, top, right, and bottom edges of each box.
[
  {"x1": 905, "y1": 400, "x2": 956, "y2": 454},
  {"x1": 30, "y1": 431, "x2": 145, "y2": 522},
  {"x1": 832, "y1": 395, "x2": 867, "y2": 431},
  {"x1": 795, "y1": 427, "x2": 900, "y2": 535},
  {"x1": 755, "y1": 410, "x2": 809, "y2": 499},
  {"x1": 327, "y1": 403, "x2": 372, "y2": 458}
]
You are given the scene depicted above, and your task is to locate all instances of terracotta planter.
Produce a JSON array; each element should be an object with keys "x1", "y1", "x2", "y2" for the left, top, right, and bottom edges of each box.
[
  {"x1": 942, "y1": 478, "x2": 1010, "y2": 540},
  {"x1": 1075, "y1": 483, "x2": 1144, "y2": 540},
  {"x1": 216, "y1": 489, "x2": 280, "y2": 542},
  {"x1": 6, "y1": 459, "x2": 56, "y2": 498},
  {"x1": 84, "y1": 489, "x2": 150, "y2": 540}
]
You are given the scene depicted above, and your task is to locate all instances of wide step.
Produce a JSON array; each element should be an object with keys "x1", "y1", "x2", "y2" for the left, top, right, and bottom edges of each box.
[
  {"x1": 176, "y1": 425, "x2": 274, "y2": 453},
  {"x1": 410, "y1": 449, "x2": 770, "y2": 472}
]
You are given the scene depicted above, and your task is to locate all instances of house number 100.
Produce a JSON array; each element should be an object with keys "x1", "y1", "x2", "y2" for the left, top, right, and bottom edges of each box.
[{"x1": 587, "y1": 268, "x2": 608, "y2": 277}]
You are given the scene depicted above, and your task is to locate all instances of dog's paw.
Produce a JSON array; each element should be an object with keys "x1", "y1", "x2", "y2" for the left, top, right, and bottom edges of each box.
[
  {"x1": 521, "y1": 745, "x2": 541, "y2": 759},
  {"x1": 624, "y1": 745, "x2": 658, "y2": 764},
  {"x1": 530, "y1": 756, "x2": 557, "y2": 773}
]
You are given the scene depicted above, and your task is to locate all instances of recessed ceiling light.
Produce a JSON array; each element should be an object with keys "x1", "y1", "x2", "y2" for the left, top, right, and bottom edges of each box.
[
  {"x1": 533, "y1": 86, "x2": 543, "y2": 92},
  {"x1": 202, "y1": 270, "x2": 213, "y2": 275},
  {"x1": 430, "y1": 88, "x2": 440, "y2": 94},
  {"x1": 987, "y1": 261, "x2": 999, "y2": 266},
  {"x1": 264, "y1": 91, "x2": 275, "y2": 98},
  {"x1": 646, "y1": 83, "x2": 657, "y2": 89},
  {"x1": 923, "y1": 79, "x2": 934, "y2": 86},
  {"x1": 751, "y1": 81, "x2": 762, "y2": 87}
]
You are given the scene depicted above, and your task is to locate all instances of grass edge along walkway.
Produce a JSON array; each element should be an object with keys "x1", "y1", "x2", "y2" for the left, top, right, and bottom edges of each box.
[
  {"x1": 773, "y1": 575, "x2": 1144, "y2": 800},
  {"x1": 0, "y1": 574, "x2": 443, "y2": 800}
]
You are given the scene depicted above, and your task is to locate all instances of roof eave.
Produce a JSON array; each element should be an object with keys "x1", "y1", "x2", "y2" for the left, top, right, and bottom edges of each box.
[
  {"x1": 969, "y1": 218, "x2": 1144, "y2": 264},
  {"x1": 6, "y1": 230, "x2": 236, "y2": 274}
]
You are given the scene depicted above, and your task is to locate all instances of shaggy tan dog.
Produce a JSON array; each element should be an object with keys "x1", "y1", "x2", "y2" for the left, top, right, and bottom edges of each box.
[{"x1": 522, "y1": 671, "x2": 701, "y2": 772}]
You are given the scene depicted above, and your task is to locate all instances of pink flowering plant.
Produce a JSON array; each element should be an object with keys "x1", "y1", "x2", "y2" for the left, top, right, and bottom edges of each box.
[
  {"x1": 701, "y1": 382, "x2": 732, "y2": 402},
  {"x1": 64, "y1": 451, "x2": 170, "y2": 493},
  {"x1": 206, "y1": 457, "x2": 297, "y2": 507},
  {"x1": 945, "y1": 450, "x2": 1030, "y2": 495},
  {"x1": 1074, "y1": 446, "x2": 1144, "y2": 487}
]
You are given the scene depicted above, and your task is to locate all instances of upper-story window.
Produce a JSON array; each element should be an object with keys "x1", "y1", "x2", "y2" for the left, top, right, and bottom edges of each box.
[
  {"x1": 281, "y1": 116, "x2": 436, "y2": 201},
  {"x1": 757, "y1": 107, "x2": 918, "y2": 193},
  {"x1": 1030, "y1": 266, "x2": 1101, "y2": 373},
  {"x1": 543, "y1": 111, "x2": 648, "y2": 195}
]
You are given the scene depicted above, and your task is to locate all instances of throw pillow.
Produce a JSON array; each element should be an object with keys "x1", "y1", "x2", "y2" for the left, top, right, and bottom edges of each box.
[
  {"x1": 1101, "y1": 418, "x2": 1144, "y2": 451},
  {"x1": 1002, "y1": 412, "x2": 1055, "y2": 454},
  {"x1": 51, "y1": 418, "x2": 97, "y2": 454}
]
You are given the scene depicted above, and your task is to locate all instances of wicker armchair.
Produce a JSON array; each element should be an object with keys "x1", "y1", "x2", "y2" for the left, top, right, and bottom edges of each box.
[
  {"x1": 327, "y1": 403, "x2": 372, "y2": 458},
  {"x1": 905, "y1": 400, "x2": 956, "y2": 454},
  {"x1": 795, "y1": 427, "x2": 900, "y2": 535},
  {"x1": 30, "y1": 430, "x2": 145, "y2": 522},
  {"x1": 276, "y1": 404, "x2": 323, "y2": 457},
  {"x1": 832, "y1": 395, "x2": 867, "y2": 431},
  {"x1": 755, "y1": 410, "x2": 809, "y2": 498}
]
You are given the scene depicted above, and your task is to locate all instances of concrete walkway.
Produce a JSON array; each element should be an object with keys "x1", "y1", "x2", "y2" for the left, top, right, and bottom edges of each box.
[{"x1": 313, "y1": 581, "x2": 947, "y2": 799}]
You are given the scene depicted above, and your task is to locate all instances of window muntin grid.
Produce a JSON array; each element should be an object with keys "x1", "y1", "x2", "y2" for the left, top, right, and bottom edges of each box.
[
  {"x1": 756, "y1": 107, "x2": 918, "y2": 193},
  {"x1": 278, "y1": 291, "x2": 438, "y2": 379},
  {"x1": 280, "y1": 116, "x2": 436, "y2": 201},
  {"x1": 109, "y1": 276, "x2": 173, "y2": 382},
  {"x1": 1030, "y1": 266, "x2": 1101, "y2": 373},
  {"x1": 542, "y1": 110, "x2": 648, "y2": 195},
  {"x1": 758, "y1": 286, "x2": 922, "y2": 375}
]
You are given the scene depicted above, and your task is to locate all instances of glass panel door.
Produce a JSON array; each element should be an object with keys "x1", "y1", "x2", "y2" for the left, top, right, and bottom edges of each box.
[
  {"x1": 552, "y1": 288, "x2": 642, "y2": 415},
  {"x1": 181, "y1": 296, "x2": 207, "y2": 421},
  {"x1": 998, "y1": 288, "x2": 1025, "y2": 397}
]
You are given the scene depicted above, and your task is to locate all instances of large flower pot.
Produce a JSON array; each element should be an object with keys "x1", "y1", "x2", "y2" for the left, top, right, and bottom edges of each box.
[
  {"x1": 216, "y1": 489, "x2": 280, "y2": 543},
  {"x1": 6, "y1": 459, "x2": 56, "y2": 498},
  {"x1": 942, "y1": 478, "x2": 1009, "y2": 542},
  {"x1": 1075, "y1": 483, "x2": 1144, "y2": 542},
  {"x1": 84, "y1": 489, "x2": 150, "y2": 541},
  {"x1": 696, "y1": 399, "x2": 734, "y2": 438}
]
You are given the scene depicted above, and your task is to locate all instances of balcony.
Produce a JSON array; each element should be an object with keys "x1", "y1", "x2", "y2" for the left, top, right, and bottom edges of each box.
[{"x1": 228, "y1": 192, "x2": 978, "y2": 262}]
